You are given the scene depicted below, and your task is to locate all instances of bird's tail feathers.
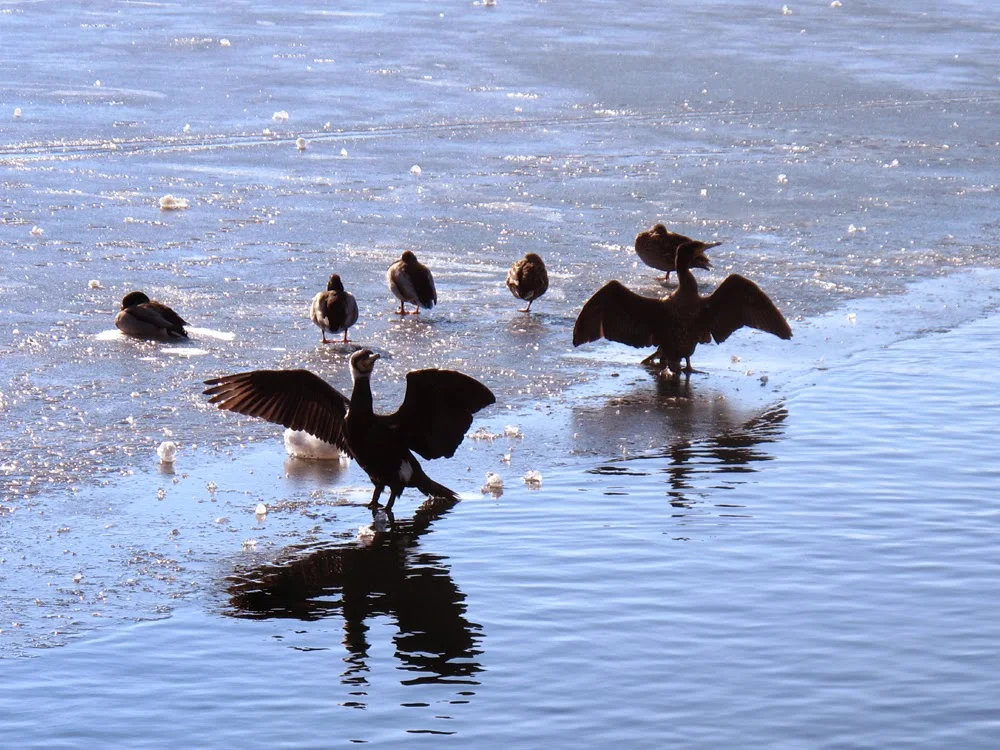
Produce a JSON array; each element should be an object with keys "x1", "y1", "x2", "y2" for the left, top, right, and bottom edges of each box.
[{"x1": 414, "y1": 473, "x2": 459, "y2": 501}]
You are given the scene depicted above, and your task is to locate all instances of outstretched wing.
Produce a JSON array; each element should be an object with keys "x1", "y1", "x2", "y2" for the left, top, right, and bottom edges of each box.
[
  {"x1": 203, "y1": 369, "x2": 352, "y2": 453},
  {"x1": 572, "y1": 280, "x2": 666, "y2": 349},
  {"x1": 701, "y1": 274, "x2": 793, "y2": 344},
  {"x1": 389, "y1": 369, "x2": 495, "y2": 460}
]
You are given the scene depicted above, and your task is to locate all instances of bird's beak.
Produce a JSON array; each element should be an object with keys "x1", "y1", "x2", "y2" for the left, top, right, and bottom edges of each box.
[{"x1": 369, "y1": 352, "x2": 380, "y2": 361}]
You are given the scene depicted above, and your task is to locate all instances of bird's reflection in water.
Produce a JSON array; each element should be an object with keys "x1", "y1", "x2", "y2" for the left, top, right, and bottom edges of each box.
[
  {"x1": 655, "y1": 405, "x2": 787, "y2": 508},
  {"x1": 226, "y1": 495, "x2": 483, "y2": 696},
  {"x1": 281, "y1": 456, "x2": 349, "y2": 488},
  {"x1": 573, "y1": 375, "x2": 788, "y2": 509}
]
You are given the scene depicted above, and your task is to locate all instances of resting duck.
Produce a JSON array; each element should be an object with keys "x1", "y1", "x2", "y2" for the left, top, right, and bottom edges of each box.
[
  {"x1": 573, "y1": 241, "x2": 792, "y2": 376},
  {"x1": 310, "y1": 273, "x2": 359, "y2": 344},
  {"x1": 386, "y1": 251, "x2": 436, "y2": 314},
  {"x1": 635, "y1": 224, "x2": 717, "y2": 282},
  {"x1": 204, "y1": 349, "x2": 495, "y2": 512},
  {"x1": 506, "y1": 253, "x2": 549, "y2": 312},
  {"x1": 114, "y1": 291, "x2": 188, "y2": 340}
]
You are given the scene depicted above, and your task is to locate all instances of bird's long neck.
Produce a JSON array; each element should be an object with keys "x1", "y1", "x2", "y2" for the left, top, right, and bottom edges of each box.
[
  {"x1": 675, "y1": 261, "x2": 699, "y2": 297},
  {"x1": 349, "y1": 373, "x2": 374, "y2": 416}
]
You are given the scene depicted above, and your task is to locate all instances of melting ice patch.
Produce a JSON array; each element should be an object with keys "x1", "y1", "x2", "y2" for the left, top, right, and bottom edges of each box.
[
  {"x1": 467, "y1": 427, "x2": 500, "y2": 441},
  {"x1": 158, "y1": 195, "x2": 189, "y2": 210},
  {"x1": 482, "y1": 472, "x2": 504, "y2": 497},
  {"x1": 523, "y1": 470, "x2": 542, "y2": 487}
]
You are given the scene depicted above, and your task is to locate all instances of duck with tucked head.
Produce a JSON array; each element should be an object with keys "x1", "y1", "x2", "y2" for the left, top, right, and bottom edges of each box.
[
  {"x1": 310, "y1": 273, "x2": 359, "y2": 344},
  {"x1": 635, "y1": 223, "x2": 717, "y2": 282},
  {"x1": 204, "y1": 349, "x2": 495, "y2": 512},
  {"x1": 386, "y1": 250, "x2": 436, "y2": 315},
  {"x1": 573, "y1": 241, "x2": 792, "y2": 377},
  {"x1": 115, "y1": 291, "x2": 188, "y2": 340},
  {"x1": 506, "y1": 253, "x2": 549, "y2": 313}
]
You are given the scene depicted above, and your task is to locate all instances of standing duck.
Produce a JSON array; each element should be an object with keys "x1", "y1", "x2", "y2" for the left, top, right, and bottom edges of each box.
[
  {"x1": 386, "y1": 251, "x2": 437, "y2": 315},
  {"x1": 114, "y1": 291, "x2": 188, "y2": 340},
  {"x1": 204, "y1": 349, "x2": 495, "y2": 512},
  {"x1": 310, "y1": 273, "x2": 359, "y2": 344},
  {"x1": 573, "y1": 241, "x2": 792, "y2": 376},
  {"x1": 635, "y1": 223, "x2": 717, "y2": 282},
  {"x1": 506, "y1": 253, "x2": 549, "y2": 312}
]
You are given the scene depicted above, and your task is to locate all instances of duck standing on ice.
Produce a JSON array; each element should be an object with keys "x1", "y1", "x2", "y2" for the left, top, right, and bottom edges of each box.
[
  {"x1": 387, "y1": 251, "x2": 437, "y2": 315},
  {"x1": 310, "y1": 273, "x2": 359, "y2": 344}
]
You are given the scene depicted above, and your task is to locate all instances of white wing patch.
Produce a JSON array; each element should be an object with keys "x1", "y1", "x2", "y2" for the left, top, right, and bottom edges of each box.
[{"x1": 398, "y1": 459, "x2": 414, "y2": 483}]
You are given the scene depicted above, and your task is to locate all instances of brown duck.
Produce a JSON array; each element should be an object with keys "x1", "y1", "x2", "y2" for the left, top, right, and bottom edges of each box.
[
  {"x1": 386, "y1": 251, "x2": 437, "y2": 315},
  {"x1": 573, "y1": 241, "x2": 792, "y2": 376},
  {"x1": 114, "y1": 291, "x2": 188, "y2": 340},
  {"x1": 635, "y1": 223, "x2": 717, "y2": 282},
  {"x1": 310, "y1": 273, "x2": 359, "y2": 344},
  {"x1": 506, "y1": 253, "x2": 549, "y2": 312}
]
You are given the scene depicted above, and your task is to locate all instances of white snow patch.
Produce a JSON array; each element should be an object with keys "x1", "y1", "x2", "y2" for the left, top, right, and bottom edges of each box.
[
  {"x1": 156, "y1": 441, "x2": 177, "y2": 464},
  {"x1": 185, "y1": 327, "x2": 236, "y2": 341},
  {"x1": 161, "y1": 347, "x2": 210, "y2": 357},
  {"x1": 283, "y1": 429, "x2": 344, "y2": 459}
]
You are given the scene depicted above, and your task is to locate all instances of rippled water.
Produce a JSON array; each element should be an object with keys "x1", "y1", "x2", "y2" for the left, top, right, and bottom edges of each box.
[{"x1": 2, "y1": 0, "x2": 1000, "y2": 746}]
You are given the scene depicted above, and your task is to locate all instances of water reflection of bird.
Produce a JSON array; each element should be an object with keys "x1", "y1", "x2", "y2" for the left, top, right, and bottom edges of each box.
[
  {"x1": 506, "y1": 253, "x2": 549, "y2": 312},
  {"x1": 387, "y1": 250, "x2": 437, "y2": 315},
  {"x1": 576, "y1": 396, "x2": 788, "y2": 508},
  {"x1": 227, "y1": 495, "x2": 483, "y2": 690},
  {"x1": 204, "y1": 349, "x2": 495, "y2": 512},
  {"x1": 310, "y1": 273, "x2": 358, "y2": 344},
  {"x1": 661, "y1": 406, "x2": 788, "y2": 505},
  {"x1": 573, "y1": 241, "x2": 792, "y2": 376},
  {"x1": 634, "y1": 224, "x2": 716, "y2": 282},
  {"x1": 114, "y1": 291, "x2": 188, "y2": 339}
]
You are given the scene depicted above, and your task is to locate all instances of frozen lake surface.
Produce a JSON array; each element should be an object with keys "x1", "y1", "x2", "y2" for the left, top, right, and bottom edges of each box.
[{"x1": 2, "y1": 0, "x2": 1000, "y2": 746}]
